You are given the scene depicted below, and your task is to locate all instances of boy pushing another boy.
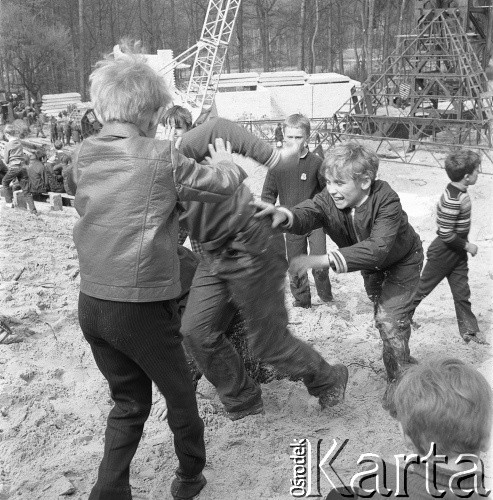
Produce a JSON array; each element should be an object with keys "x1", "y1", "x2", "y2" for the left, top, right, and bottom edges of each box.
[{"x1": 254, "y1": 142, "x2": 423, "y2": 412}]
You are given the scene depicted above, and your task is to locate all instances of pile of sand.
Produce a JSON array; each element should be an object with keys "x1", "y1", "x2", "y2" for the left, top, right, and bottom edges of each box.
[{"x1": 0, "y1": 156, "x2": 491, "y2": 499}]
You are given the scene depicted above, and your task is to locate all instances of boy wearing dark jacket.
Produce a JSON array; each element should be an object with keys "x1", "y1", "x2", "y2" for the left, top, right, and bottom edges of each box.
[
  {"x1": 261, "y1": 113, "x2": 332, "y2": 308},
  {"x1": 254, "y1": 142, "x2": 423, "y2": 413}
]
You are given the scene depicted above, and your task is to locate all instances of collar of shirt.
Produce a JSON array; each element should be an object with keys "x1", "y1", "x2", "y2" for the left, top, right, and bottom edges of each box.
[{"x1": 299, "y1": 147, "x2": 309, "y2": 159}]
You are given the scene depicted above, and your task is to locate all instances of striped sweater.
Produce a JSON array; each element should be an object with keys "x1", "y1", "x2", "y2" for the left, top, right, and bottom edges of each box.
[{"x1": 436, "y1": 183, "x2": 471, "y2": 251}]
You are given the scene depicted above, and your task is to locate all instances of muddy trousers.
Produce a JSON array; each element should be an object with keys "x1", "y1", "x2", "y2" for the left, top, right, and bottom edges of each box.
[
  {"x1": 286, "y1": 229, "x2": 332, "y2": 306},
  {"x1": 181, "y1": 219, "x2": 340, "y2": 413},
  {"x1": 78, "y1": 293, "x2": 205, "y2": 500},
  {"x1": 361, "y1": 245, "x2": 423, "y2": 382},
  {"x1": 410, "y1": 237, "x2": 479, "y2": 338}
]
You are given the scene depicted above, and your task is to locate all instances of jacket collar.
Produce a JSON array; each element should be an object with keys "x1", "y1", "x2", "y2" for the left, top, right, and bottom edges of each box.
[{"x1": 99, "y1": 122, "x2": 147, "y2": 139}]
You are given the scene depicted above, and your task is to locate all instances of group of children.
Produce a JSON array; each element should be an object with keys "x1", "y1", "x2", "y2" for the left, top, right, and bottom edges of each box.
[
  {"x1": 1, "y1": 123, "x2": 74, "y2": 214},
  {"x1": 64, "y1": 43, "x2": 490, "y2": 500}
]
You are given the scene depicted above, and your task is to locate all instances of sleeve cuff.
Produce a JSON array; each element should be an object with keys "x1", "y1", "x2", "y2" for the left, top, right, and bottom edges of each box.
[
  {"x1": 277, "y1": 206, "x2": 294, "y2": 228},
  {"x1": 328, "y1": 249, "x2": 348, "y2": 273},
  {"x1": 265, "y1": 148, "x2": 281, "y2": 169}
]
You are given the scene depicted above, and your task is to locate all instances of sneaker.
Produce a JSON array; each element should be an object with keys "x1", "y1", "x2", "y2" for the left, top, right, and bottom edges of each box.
[
  {"x1": 227, "y1": 400, "x2": 264, "y2": 421},
  {"x1": 319, "y1": 364, "x2": 349, "y2": 409},
  {"x1": 293, "y1": 300, "x2": 311, "y2": 309},
  {"x1": 170, "y1": 472, "x2": 207, "y2": 500},
  {"x1": 463, "y1": 332, "x2": 489, "y2": 345}
]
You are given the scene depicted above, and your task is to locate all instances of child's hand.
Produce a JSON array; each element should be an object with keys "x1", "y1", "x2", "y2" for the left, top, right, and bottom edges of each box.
[
  {"x1": 466, "y1": 242, "x2": 478, "y2": 256},
  {"x1": 205, "y1": 138, "x2": 233, "y2": 165},
  {"x1": 151, "y1": 397, "x2": 168, "y2": 421},
  {"x1": 250, "y1": 199, "x2": 288, "y2": 228}
]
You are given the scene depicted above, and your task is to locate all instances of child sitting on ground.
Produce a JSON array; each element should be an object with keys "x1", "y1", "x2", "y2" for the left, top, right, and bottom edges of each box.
[
  {"x1": 326, "y1": 358, "x2": 492, "y2": 498},
  {"x1": 254, "y1": 142, "x2": 423, "y2": 412},
  {"x1": 410, "y1": 150, "x2": 487, "y2": 345}
]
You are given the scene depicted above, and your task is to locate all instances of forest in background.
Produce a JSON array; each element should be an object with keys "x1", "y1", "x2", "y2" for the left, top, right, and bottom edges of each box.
[{"x1": 0, "y1": 0, "x2": 416, "y2": 102}]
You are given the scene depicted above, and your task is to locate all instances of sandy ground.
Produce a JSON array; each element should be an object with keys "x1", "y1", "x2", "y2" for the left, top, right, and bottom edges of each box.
[{"x1": 0, "y1": 151, "x2": 492, "y2": 499}]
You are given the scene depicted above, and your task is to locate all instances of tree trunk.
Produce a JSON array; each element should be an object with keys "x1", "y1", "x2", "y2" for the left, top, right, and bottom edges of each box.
[
  {"x1": 237, "y1": 1, "x2": 244, "y2": 72},
  {"x1": 299, "y1": 0, "x2": 307, "y2": 70},
  {"x1": 78, "y1": 0, "x2": 86, "y2": 100},
  {"x1": 367, "y1": 0, "x2": 375, "y2": 75},
  {"x1": 310, "y1": 0, "x2": 320, "y2": 73}
]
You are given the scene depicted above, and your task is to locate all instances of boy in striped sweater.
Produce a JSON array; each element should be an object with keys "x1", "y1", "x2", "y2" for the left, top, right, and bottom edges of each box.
[{"x1": 410, "y1": 150, "x2": 487, "y2": 344}]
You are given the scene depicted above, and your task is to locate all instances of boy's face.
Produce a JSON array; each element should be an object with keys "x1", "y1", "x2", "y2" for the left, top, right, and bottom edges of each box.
[
  {"x1": 326, "y1": 171, "x2": 371, "y2": 209},
  {"x1": 284, "y1": 126, "x2": 308, "y2": 154}
]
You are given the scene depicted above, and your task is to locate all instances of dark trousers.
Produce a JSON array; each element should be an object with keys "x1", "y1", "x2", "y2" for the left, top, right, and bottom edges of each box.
[
  {"x1": 286, "y1": 228, "x2": 332, "y2": 305},
  {"x1": 361, "y1": 244, "x2": 423, "y2": 382},
  {"x1": 2, "y1": 165, "x2": 35, "y2": 211},
  {"x1": 78, "y1": 293, "x2": 206, "y2": 500},
  {"x1": 411, "y1": 237, "x2": 479, "y2": 337},
  {"x1": 181, "y1": 219, "x2": 340, "y2": 413}
]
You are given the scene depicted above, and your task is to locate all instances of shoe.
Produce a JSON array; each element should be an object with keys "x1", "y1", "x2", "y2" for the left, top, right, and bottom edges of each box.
[
  {"x1": 227, "y1": 400, "x2": 264, "y2": 421},
  {"x1": 463, "y1": 332, "x2": 489, "y2": 345},
  {"x1": 170, "y1": 472, "x2": 207, "y2": 500},
  {"x1": 293, "y1": 300, "x2": 311, "y2": 309},
  {"x1": 319, "y1": 364, "x2": 349, "y2": 409},
  {"x1": 319, "y1": 294, "x2": 334, "y2": 303}
]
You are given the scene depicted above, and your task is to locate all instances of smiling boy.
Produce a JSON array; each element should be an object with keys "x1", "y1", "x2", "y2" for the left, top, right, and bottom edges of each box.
[{"x1": 254, "y1": 142, "x2": 423, "y2": 413}]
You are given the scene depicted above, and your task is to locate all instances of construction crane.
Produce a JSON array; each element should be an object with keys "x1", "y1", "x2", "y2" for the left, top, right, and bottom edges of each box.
[{"x1": 161, "y1": 0, "x2": 242, "y2": 124}]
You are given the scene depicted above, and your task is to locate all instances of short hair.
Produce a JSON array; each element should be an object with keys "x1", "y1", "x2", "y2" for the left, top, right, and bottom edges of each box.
[
  {"x1": 34, "y1": 148, "x2": 46, "y2": 161},
  {"x1": 323, "y1": 142, "x2": 378, "y2": 182},
  {"x1": 445, "y1": 150, "x2": 481, "y2": 182},
  {"x1": 162, "y1": 105, "x2": 193, "y2": 131},
  {"x1": 394, "y1": 358, "x2": 492, "y2": 456},
  {"x1": 283, "y1": 114, "x2": 311, "y2": 137},
  {"x1": 54, "y1": 140, "x2": 63, "y2": 150},
  {"x1": 89, "y1": 40, "x2": 172, "y2": 130}
]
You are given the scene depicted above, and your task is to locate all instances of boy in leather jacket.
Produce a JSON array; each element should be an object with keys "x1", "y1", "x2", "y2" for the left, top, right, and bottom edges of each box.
[{"x1": 70, "y1": 44, "x2": 243, "y2": 500}]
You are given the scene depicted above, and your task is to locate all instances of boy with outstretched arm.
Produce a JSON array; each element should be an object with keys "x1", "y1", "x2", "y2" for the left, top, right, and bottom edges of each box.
[
  {"x1": 70, "y1": 45, "x2": 244, "y2": 500},
  {"x1": 254, "y1": 142, "x2": 423, "y2": 412},
  {"x1": 410, "y1": 150, "x2": 487, "y2": 345}
]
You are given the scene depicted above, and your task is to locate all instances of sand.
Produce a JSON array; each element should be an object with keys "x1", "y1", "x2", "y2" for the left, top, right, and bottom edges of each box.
[{"x1": 0, "y1": 153, "x2": 492, "y2": 499}]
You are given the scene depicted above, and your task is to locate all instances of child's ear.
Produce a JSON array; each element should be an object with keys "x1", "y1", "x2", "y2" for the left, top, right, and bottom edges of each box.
[{"x1": 360, "y1": 175, "x2": 372, "y2": 190}]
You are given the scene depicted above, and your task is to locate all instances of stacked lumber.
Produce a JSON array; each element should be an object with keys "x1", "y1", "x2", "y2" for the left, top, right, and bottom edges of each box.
[{"x1": 41, "y1": 93, "x2": 82, "y2": 118}]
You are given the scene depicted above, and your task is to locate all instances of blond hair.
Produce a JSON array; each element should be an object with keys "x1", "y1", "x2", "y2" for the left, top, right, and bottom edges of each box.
[
  {"x1": 323, "y1": 142, "x2": 378, "y2": 182},
  {"x1": 394, "y1": 358, "x2": 492, "y2": 456},
  {"x1": 89, "y1": 40, "x2": 172, "y2": 130}
]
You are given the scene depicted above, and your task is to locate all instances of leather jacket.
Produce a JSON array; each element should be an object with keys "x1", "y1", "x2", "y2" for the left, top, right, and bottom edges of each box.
[{"x1": 71, "y1": 122, "x2": 244, "y2": 302}]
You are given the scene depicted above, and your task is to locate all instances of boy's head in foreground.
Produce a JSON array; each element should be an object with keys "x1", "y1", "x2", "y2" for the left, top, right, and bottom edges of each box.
[
  {"x1": 89, "y1": 41, "x2": 172, "y2": 137},
  {"x1": 394, "y1": 358, "x2": 492, "y2": 458},
  {"x1": 323, "y1": 142, "x2": 378, "y2": 210},
  {"x1": 445, "y1": 150, "x2": 481, "y2": 186},
  {"x1": 162, "y1": 105, "x2": 193, "y2": 140},
  {"x1": 283, "y1": 114, "x2": 311, "y2": 154}
]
